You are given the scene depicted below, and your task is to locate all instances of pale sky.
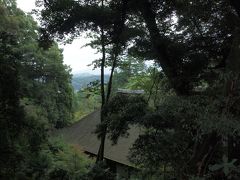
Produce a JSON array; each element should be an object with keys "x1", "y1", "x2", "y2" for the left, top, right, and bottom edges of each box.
[{"x1": 17, "y1": 0, "x2": 102, "y2": 74}]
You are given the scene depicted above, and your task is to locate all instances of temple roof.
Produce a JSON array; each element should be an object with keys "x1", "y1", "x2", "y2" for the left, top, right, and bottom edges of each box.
[{"x1": 55, "y1": 110, "x2": 141, "y2": 167}]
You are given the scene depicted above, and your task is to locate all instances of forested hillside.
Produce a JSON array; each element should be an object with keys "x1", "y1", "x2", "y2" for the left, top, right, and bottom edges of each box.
[
  {"x1": 2, "y1": 0, "x2": 240, "y2": 179},
  {"x1": 72, "y1": 73, "x2": 109, "y2": 91}
]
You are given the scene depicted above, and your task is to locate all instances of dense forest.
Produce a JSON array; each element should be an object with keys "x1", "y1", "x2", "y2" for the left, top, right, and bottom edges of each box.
[
  {"x1": 1, "y1": 0, "x2": 240, "y2": 179},
  {"x1": 0, "y1": 1, "x2": 92, "y2": 179}
]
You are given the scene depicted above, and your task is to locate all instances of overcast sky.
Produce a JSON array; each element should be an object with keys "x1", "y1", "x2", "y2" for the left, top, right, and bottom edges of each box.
[{"x1": 17, "y1": 0, "x2": 102, "y2": 74}]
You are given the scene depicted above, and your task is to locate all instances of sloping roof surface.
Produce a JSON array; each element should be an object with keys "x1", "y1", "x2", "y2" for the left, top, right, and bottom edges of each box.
[{"x1": 55, "y1": 111, "x2": 140, "y2": 166}]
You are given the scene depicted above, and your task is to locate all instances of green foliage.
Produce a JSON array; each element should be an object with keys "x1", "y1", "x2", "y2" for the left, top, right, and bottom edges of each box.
[
  {"x1": 0, "y1": 2, "x2": 75, "y2": 179},
  {"x1": 73, "y1": 80, "x2": 101, "y2": 121},
  {"x1": 112, "y1": 56, "x2": 172, "y2": 107},
  {"x1": 130, "y1": 95, "x2": 203, "y2": 170},
  {"x1": 48, "y1": 138, "x2": 92, "y2": 180},
  {"x1": 19, "y1": 42, "x2": 74, "y2": 128},
  {"x1": 16, "y1": 138, "x2": 93, "y2": 180},
  {"x1": 28, "y1": 0, "x2": 240, "y2": 178},
  {"x1": 99, "y1": 82, "x2": 240, "y2": 178},
  {"x1": 112, "y1": 56, "x2": 149, "y2": 92},
  {"x1": 209, "y1": 155, "x2": 240, "y2": 178},
  {"x1": 129, "y1": 86, "x2": 240, "y2": 177},
  {"x1": 96, "y1": 94, "x2": 147, "y2": 144},
  {"x1": 84, "y1": 162, "x2": 115, "y2": 180},
  {"x1": 0, "y1": 2, "x2": 28, "y2": 177},
  {"x1": 38, "y1": 0, "x2": 237, "y2": 94}
]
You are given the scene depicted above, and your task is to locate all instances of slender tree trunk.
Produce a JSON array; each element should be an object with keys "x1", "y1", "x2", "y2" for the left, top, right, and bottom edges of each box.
[
  {"x1": 96, "y1": 0, "x2": 106, "y2": 162},
  {"x1": 147, "y1": 67, "x2": 157, "y2": 103},
  {"x1": 106, "y1": 0, "x2": 127, "y2": 102},
  {"x1": 96, "y1": 0, "x2": 127, "y2": 162},
  {"x1": 100, "y1": 30, "x2": 105, "y2": 107},
  {"x1": 96, "y1": 34, "x2": 106, "y2": 161},
  {"x1": 96, "y1": 46, "x2": 119, "y2": 162},
  {"x1": 106, "y1": 53, "x2": 118, "y2": 102}
]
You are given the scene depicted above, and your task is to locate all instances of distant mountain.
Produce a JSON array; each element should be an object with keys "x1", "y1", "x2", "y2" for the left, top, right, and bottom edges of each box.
[{"x1": 72, "y1": 73, "x2": 110, "y2": 91}]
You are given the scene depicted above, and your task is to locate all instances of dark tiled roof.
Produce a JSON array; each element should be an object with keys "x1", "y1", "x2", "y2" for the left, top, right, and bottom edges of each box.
[{"x1": 55, "y1": 111, "x2": 140, "y2": 167}]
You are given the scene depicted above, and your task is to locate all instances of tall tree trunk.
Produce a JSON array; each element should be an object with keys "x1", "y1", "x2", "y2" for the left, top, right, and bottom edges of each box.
[
  {"x1": 96, "y1": 51, "x2": 118, "y2": 162},
  {"x1": 96, "y1": 0, "x2": 106, "y2": 163},
  {"x1": 96, "y1": 0, "x2": 127, "y2": 162}
]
